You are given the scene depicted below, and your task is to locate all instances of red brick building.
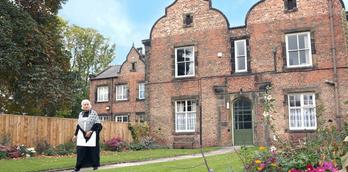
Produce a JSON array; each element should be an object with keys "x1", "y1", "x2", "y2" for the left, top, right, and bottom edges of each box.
[
  {"x1": 143, "y1": 0, "x2": 348, "y2": 148},
  {"x1": 90, "y1": 47, "x2": 146, "y2": 123},
  {"x1": 90, "y1": 0, "x2": 348, "y2": 148}
]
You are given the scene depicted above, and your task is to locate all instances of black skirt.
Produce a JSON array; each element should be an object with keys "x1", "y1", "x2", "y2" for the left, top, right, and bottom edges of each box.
[{"x1": 74, "y1": 123, "x2": 102, "y2": 169}]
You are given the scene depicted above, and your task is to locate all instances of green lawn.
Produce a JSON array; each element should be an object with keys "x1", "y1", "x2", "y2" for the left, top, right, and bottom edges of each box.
[
  {"x1": 100, "y1": 152, "x2": 245, "y2": 172},
  {"x1": 0, "y1": 147, "x2": 219, "y2": 172}
]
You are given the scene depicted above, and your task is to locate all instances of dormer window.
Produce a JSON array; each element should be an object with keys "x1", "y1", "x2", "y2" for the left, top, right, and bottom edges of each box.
[
  {"x1": 285, "y1": 0, "x2": 297, "y2": 11},
  {"x1": 183, "y1": 13, "x2": 193, "y2": 27},
  {"x1": 131, "y1": 62, "x2": 136, "y2": 72}
]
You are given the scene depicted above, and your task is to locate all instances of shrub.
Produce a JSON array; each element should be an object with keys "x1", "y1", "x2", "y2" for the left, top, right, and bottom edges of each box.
[
  {"x1": 35, "y1": 140, "x2": 51, "y2": 154},
  {"x1": 129, "y1": 143, "x2": 145, "y2": 151},
  {"x1": 104, "y1": 137, "x2": 127, "y2": 152},
  {"x1": 18, "y1": 145, "x2": 36, "y2": 157},
  {"x1": 128, "y1": 123, "x2": 149, "y2": 143},
  {"x1": 140, "y1": 136, "x2": 156, "y2": 149},
  {"x1": 0, "y1": 151, "x2": 7, "y2": 159},
  {"x1": 0, "y1": 134, "x2": 11, "y2": 146},
  {"x1": 7, "y1": 147, "x2": 21, "y2": 158},
  {"x1": 43, "y1": 148, "x2": 57, "y2": 156},
  {"x1": 55, "y1": 142, "x2": 75, "y2": 155}
]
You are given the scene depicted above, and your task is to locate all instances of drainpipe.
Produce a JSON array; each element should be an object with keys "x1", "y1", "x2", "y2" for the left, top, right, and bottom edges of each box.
[
  {"x1": 110, "y1": 77, "x2": 114, "y2": 117},
  {"x1": 328, "y1": 0, "x2": 342, "y2": 130}
]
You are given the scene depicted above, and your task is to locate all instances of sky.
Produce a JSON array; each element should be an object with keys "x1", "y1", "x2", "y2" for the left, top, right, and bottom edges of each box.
[{"x1": 59, "y1": 0, "x2": 348, "y2": 65}]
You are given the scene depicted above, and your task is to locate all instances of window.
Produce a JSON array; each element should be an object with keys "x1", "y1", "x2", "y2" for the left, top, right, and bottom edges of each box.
[
  {"x1": 183, "y1": 13, "x2": 193, "y2": 27},
  {"x1": 288, "y1": 93, "x2": 317, "y2": 130},
  {"x1": 99, "y1": 115, "x2": 113, "y2": 121},
  {"x1": 116, "y1": 84, "x2": 128, "y2": 101},
  {"x1": 285, "y1": 0, "x2": 297, "y2": 10},
  {"x1": 175, "y1": 100, "x2": 196, "y2": 132},
  {"x1": 136, "y1": 113, "x2": 146, "y2": 123},
  {"x1": 234, "y1": 40, "x2": 248, "y2": 72},
  {"x1": 175, "y1": 46, "x2": 195, "y2": 78},
  {"x1": 115, "y1": 115, "x2": 129, "y2": 122},
  {"x1": 131, "y1": 62, "x2": 136, "y2": 71},
  {"x1": 138, "y1": 83, "x2": 145, "y2": 100},
  {"x1": 286, "y1": 32, "x2": 312, "y2": 68},
  {"x1": 97, "y1": 86, "x2": 108, "y2": 102}
]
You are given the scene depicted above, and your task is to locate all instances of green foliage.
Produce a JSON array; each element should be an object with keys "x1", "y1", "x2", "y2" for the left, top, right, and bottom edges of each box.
[
  {"x1": 0, "y1": 0, "x2": 73, "y2": 116},
  {"x1": 35, "y1": 140, "x2": 51, "y2": 154},
  {"x1": 128, "y1": 123, "x2": 150, "y2": 143},
  {"x1": 58, "y1": 19, "x2": 116, "y2": 117},
  {"x1": 55, "y1": 142, "x2": 76, "y2": 155},
  {"x1": 0, "y1": 151, "x2": 7, "y2": 159},
  {"x1": 0, "y1": 134, "x2": 12, "y2": 146}
]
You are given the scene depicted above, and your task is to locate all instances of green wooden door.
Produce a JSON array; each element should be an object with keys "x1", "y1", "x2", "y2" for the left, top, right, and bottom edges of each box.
[{"x1": 233, "y1": 98, "x2": 253, "y2": 145}]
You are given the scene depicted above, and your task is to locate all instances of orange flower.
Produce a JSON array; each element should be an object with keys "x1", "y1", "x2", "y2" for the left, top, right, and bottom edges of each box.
[
  {"x1": 257, "y1": 166, "x2": 264, "y2": 171},
  {"x1": 259, "y1": 146, "x2": 267, "y2": 151},
  {"x1": 271, "y1": 163, "x2": 277, "y2": 167},
  {"x1": 255, "y1": 159, "x2": 262, "y2": 164}
]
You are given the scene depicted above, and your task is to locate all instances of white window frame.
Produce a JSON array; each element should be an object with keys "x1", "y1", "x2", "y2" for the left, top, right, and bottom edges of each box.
[
  {"x1": 97, "y1": 86, "x2": 109, "y2": 102},
  {"x1": 285, "y1": 32, "x2": 312, "y2": 68},
  {"x1": 99, "y1": 115, "x2": 112, "y2": 121},
  {"x1": 138, "y1": 83, "x2": 145, "y2": 100},
  {"x1": 116, "y1": 84, "x2": 128, "y2": 101},
  {"x1": 234, "y1": 39, "x2": 248, "y2": 73},
  {"x1": 115, "y1": 115, "x2": 129, "y2": 123},
  {"x1": 175, "y1": 46, "x2": 195, "y2": 78},
  {"x1": 288, "y1": 93, "x2": 317, "y2": 130},
  {"x1": 175, "y1": 100, "x2": 196, "y2": 132}
]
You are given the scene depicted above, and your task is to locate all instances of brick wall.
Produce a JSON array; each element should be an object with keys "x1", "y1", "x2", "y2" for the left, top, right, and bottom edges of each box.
[
  {"x1": 145, "y1": 0, "x2": 348, "y2": 147},
  {"x1": 90, "y1": 47, "x2": 146, "y2": 122}
]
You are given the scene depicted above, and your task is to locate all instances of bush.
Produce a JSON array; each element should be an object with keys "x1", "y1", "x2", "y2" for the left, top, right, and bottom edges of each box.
[
  {"x1": 140, "y1": 136, "x2": 156, "y2": 149},
  {"x1": 35, "y1": 140, "x2": 51, "y2": 154},
  {"x1": 0, "y1": 151, "x2": 7, "y2": 159},
  {"x1": 18, "y1": 145, "x2": 36, "y2": 157},
  {"x1": 104, "y1": 137, "x2": 127, "y2": 152},
  {"x1": 7, "y1": 147, "x2": 21, "y2": 158},
  {"x1": 128, "y1": 123, "x2": 149, "y2": 143},
  {"x1": 55, "y1": 142, "x2": 75, "y2": 155},
  {"x1": 0, "y1": 134, "x2": 11, "y2": 146},
  {"x1": 129, "y1": 143, "x2": 145, "y2": 151},
  {"x1": 43, "y1": 148, "x2": 57, "y2": 156}
]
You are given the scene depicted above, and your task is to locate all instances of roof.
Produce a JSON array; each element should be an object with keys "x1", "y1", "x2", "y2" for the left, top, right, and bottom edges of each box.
[{"x1": 93, "y1": 65, "x2": 121, "y2": 80}]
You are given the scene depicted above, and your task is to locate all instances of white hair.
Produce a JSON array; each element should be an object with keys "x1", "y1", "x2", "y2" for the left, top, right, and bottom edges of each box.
[{"x1": 81, "y1": 99, "x2": 92, "y2": 109}]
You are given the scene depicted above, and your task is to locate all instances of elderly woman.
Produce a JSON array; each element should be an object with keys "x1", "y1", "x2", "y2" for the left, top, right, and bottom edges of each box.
[{"x1": 72, "y1": 99, "x2": 102, "y2": 172}]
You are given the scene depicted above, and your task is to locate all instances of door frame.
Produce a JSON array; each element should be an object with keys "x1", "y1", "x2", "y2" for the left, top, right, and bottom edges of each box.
[{"x1": 231, "y1": 95, "x2": 255, "y2": 145}]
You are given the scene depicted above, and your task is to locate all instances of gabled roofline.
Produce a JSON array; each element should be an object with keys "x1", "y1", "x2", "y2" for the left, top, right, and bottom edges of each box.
[
  {"x1": 93, "y1": 65, "x2": 113, "y2": 78},
  {"x1": 237, "y1": 0, "x2": 346, "y2": 30},
  {"x1": 118, "y1": 46, "x2": 145, "y2": 74},
  {"x1": 149, "y1": 0, "x2": 230, "y2": 40}
]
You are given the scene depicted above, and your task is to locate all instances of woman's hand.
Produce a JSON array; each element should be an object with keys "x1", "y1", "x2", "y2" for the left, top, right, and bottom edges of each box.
[
  {"x1": 72, "y1": 136, "x2": 77, "y2": 142},
  {"x1": 85, "y1": 131, "x2": 93, "y2": 138}
]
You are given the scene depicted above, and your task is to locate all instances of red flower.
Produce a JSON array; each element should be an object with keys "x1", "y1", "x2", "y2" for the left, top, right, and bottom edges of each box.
[{"x1": 306, "y1": 164, "x2": 314, "y2": 171}]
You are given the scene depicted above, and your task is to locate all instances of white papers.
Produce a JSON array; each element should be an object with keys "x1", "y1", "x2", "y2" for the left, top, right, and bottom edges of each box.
[{"x1": 76, "y1": 130, "x2": 96, "y2": 147}]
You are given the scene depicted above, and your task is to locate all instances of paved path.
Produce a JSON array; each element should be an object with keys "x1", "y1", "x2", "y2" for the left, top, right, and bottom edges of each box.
[{"x1": 57, "y1": 146, "x2": 240, "y2": 172}]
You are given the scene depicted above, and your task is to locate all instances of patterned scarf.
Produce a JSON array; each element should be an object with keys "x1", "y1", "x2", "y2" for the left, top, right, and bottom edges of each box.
[{"x1": 78, "y1": 109, "x2": 100, "y2": 131}]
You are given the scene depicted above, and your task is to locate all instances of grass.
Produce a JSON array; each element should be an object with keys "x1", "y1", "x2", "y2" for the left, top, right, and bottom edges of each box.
[
  {"x1": 0, "y1": 147, "x2": 219, "y2": 172},
  {"x1": 99, "y1": 152, "x2": 246, "y2": 172}
]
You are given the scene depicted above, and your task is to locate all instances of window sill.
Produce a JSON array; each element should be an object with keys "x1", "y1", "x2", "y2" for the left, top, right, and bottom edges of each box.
[
  {"x1": 285, "y1": 129, "x2": 316, "y2": 133},
  {"x1": 284, "y1": 7, "x2": 298, "y2": 13},
  {"x1": 136, "y1": 98, "x2": 145, "y2": 101},
  {"x1": 95, "y1": 101, "x2": 109, "y2": 104},
  {"x1": 173, "y1": 76, "x2": 196, "y2": 81},
  {"x1": 231, "y1": 71, "x2": 251, "y2": 76},
  {"x1": 173, "y1": 131, "x2": 198, "y2": 136},
  {"x1": 115, "y1": 100, "x2": 129, "y2": 103},
  {"x1": 283, "y1": 66, "x2": 315, "y2": 72}
]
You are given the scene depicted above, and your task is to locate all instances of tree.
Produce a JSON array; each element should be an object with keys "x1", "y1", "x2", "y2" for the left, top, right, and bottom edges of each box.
[
  {"x1": 60, "y1": 18, "x2": 116, "y2": 116},
  {"x1": 0, "y1": 0, "x2": 72, "y2": 116}
]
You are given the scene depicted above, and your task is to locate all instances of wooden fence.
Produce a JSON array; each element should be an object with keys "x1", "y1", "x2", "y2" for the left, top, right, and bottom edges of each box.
[{"x1": 0, "y1": 114, "x2": 132, "y2": 147}]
